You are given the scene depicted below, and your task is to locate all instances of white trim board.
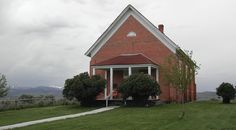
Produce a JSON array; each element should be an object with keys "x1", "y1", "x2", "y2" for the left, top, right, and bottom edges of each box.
[
  {"x1": 92, "y1": 64, "x2": 158, "y2": 69},
  {"x1": 85, "y1": 5, "x2": 179, "y2": 57}
]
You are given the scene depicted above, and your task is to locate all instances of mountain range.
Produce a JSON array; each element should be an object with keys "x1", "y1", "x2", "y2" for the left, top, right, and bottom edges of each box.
[
  {"x1": 6, "y1": 86, "x2": 63, "y2": 99},
  {"x1": 197, "y1": 91, "x2": 219, "y2": 101}
]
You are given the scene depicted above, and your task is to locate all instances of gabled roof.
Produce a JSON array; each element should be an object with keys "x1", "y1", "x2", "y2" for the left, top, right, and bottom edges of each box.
[
  {"x1": 92, "y1": 54, "x2": 157, "y2": 66},
  {"x1": 85, "y1": 4, "x2": 179, "y2": 57}
]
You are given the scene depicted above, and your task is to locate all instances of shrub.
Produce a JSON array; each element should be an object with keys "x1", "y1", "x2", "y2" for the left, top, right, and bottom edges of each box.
[
  {"x1": 18, "y1": 94, "x2": 34, "y2": 104},
  {"x1": 0, "y1": 97, "x2": 77, "y2": 111},
  {"x1": 119, "y1": 73, "x2": 160, "y2": 104},
  {"x1": 44, "y1": 95, "x2": 55, "y2": 105},
  {"x1": 216, "y1": 82, "x2": 236, "y2": 104},
  {"x1": 63, "y1": 72, "x2": 106, "y2": 106}
]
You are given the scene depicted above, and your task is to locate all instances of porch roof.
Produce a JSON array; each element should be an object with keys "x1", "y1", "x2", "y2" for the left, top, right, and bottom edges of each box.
[{"x1": 92, "y1": 54, "x2": 158, "y2": 66}]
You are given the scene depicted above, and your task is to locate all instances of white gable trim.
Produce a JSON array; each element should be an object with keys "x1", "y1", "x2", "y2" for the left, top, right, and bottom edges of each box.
[{"x1": 85, "y1": 5, "x2": 179, "y2": 57}]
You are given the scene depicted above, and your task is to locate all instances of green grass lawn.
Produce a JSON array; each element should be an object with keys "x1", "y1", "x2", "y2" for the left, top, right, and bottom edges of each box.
[
  {"x1": 0, "y1": 105, "x2": 95, "y2": 126},
  {"x1": 15, "y1": 101, "x2": 236, "y2": 130}
]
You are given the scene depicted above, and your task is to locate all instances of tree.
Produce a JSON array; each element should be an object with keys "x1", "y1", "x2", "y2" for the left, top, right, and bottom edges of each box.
[
  {"x1": 119, "y1": 73, "x2": 161, "y2": 105},
  {"x1": 44, "y1": 95, "x2": 55, "y2": 101},
  {"x1": 216, "y1": 82, "x2": 236, "y2": 104},
  {"x1": 63, "y1": 72, "x2": 106, "y2": 106},
  {"x1": 19, "y1": 94, "x2": 34, "y2": 103},
  {"x1": 161, "y1": 49, "x2": 199, "y2": 119},
  {"x1": 44, "y1": 95, "x2": 55, "y2": 104},
  {"x1": 0, "y1": 74, "x2": 9, "y2": 97}
]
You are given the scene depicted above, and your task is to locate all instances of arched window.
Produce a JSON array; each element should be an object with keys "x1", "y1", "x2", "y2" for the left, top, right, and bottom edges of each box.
[{"x1": 126, "y1": 31, "x2": 136, "y2": 37}]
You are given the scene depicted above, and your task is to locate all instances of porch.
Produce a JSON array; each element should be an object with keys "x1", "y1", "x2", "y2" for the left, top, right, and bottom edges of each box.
[{"x1": 91, "y1": 54, "x2": 160, "y2": 100}]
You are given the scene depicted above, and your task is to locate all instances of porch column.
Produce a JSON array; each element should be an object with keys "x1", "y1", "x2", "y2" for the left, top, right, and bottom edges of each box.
[
  {"x1": 156, "y1": 67, "x2": 159, "y2": 100},
  {"x1": 156, "y1": 67, "x2": 159, "y2": 82},
  {"x1": 104, "y1": 70, "x2": 107, "y2": 99},
  {"x1": 148, "y1": 65, "x2": 152, "y2": 100},
  {"x1": 110, "y1": 67, "x2": 113, "y2": 100},
  {"x1": 92, "y1": 68, "x2": 96, "y2": 75},
  {"x1": 148, "y1": 66, "x2": 151, "y2": 75},
  {"x1": 128, "y1": 67, "x2": 132, "y2": 76}
]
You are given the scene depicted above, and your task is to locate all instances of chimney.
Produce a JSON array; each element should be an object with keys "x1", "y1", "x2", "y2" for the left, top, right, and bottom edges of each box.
[{"x1": 158, "y1": 24, "x2": 164, "y2": 33}]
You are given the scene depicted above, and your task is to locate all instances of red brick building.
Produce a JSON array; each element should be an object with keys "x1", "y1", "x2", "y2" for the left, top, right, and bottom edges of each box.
[{"x1": 85, "y1": 5, "x2": 196, "y2": 102}]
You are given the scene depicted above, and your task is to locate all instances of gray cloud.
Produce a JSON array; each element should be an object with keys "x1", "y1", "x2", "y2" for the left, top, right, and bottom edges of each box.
[
  {"x1": 19, "y1": 20, "x2": 73, "y2": 35},
  {"x1": 0, "y1": 0, "x2": 236, "y2": 91}
]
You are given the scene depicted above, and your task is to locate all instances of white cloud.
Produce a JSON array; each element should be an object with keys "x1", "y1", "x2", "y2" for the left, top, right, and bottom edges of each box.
[{"x1": 0, "y1": 0, "x2": 236, "y2": 91}]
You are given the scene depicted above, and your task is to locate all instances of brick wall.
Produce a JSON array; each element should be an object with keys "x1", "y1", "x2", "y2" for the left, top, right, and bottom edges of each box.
[{"x1": 90, "y1": 16, "x2": 196, "y2": 102}]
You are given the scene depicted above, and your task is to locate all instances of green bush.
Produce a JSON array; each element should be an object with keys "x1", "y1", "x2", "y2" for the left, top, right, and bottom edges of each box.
[
  {"x1": 63, "y1": 72, "x2": 106, "y2": 106},
  {"x1": 216, "y1": 82, "x2": 236, "y2": 104},
  {"x1": 19, "y1": 94, "x2": 34, "y2": 104},
  {"x1": 119, "y1": 73, "x2": 160, "y2": 104},
  {"x1": 44, "y1": 95, "x2": 55, "y2": 105}
]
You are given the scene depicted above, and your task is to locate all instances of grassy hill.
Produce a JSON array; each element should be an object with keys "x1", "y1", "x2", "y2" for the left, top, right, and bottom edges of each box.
[{"x1": 15, "y1": 101, "x2": 236, "y2": 130}]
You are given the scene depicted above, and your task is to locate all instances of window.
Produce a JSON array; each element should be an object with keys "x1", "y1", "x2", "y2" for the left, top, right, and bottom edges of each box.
[
  {"x1": 126, "y1": 31, "x2": 136, "y2": 37},
  {"x1": 123, "y1": 70, "x2": 128, "y2": 79}
]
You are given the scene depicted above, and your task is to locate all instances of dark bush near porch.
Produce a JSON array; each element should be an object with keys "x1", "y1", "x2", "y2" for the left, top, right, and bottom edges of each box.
[
  {"x1": 63, "y1": 72, "x2": 106, "y2": 106},
  {"x1": 119, "y1": 73, "x2": 161, "y2": 106}
]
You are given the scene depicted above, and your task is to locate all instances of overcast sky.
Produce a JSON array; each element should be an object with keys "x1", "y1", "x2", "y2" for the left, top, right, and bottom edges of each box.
[{"x1": 0, "y1": 0, "x2": 236, "y2": 91}]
